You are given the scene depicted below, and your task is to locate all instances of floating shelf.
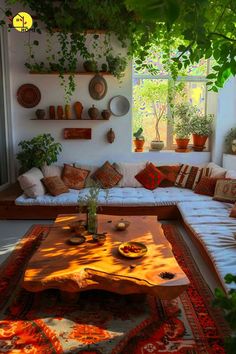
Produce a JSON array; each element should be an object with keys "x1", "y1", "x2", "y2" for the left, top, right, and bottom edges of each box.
[
  {"x1": 30, "y1": 118, "x2": 109, "y2": 121},
  {"x1": 29, "y1": 71, "x2": 112, "y2": 76}
]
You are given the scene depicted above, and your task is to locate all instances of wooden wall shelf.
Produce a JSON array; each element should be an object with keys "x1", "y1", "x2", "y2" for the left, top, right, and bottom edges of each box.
[
  {"x1": 29, "y1": 71, "x2": 112, "y2": 76},
  {"x1": 30, "y1": 118, "x2": 109, "y2": 121}
]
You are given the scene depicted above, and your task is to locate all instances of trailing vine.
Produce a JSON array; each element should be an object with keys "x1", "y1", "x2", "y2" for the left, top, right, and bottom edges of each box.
[{"x1": 4, "y1": 0, "x2": 236, "y2": 101}]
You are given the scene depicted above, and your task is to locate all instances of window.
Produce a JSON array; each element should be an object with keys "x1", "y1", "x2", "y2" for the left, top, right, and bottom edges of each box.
[
  {"x1": 0, "y1": 29, "x2": 10, "y2": 189},
  {"x1": 132, "y1": 58, "x2": 209, "y2": 151}
]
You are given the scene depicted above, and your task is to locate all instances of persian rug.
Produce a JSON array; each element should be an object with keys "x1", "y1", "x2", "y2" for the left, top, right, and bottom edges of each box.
[{"x1": 0, "y1": 224, "x2": 229, "y2": 354}]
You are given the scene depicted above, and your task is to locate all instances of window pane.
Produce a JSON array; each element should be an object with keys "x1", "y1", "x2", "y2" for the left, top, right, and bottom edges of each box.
[
  {"x1": 133, "y1": 79, "x2": 168, "y2": 151},
  {"x1": 172, "y1": 81, "x2": 206, "y2": 145}
]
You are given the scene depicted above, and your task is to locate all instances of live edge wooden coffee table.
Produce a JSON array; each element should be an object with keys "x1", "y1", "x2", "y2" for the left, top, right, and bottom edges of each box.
[{"x1": 22, "y1": 215, "x2": 189, "y2": 301}]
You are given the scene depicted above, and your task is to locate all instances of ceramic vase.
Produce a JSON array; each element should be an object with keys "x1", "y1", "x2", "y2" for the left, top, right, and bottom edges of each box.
[
  {"x1": 101, "y1": 109, "x2": 111, "y2": 120},
  {"x1": 74, "y1": 101, "x2": 83, "y2": 119},
  {"x1": 107, "y1": 128, "x2": 115, "y2": 143},
  {"x1": 49, "y1": 106, "x2": 56, "y2": 119},
  {"x1": 88, "y1": 105, "x2": 99, "y2": 120},
  {"x1": 35, "y1": 109, "x2": 46, "y2": 120},
  {"x1": 65, "y1": 104, "x2": 71, "y2": 119},
  {"x1": 57, "y1": 105, "x2": 64, "y2": 119}
]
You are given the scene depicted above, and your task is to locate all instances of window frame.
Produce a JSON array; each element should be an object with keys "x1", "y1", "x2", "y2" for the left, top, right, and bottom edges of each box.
[{"x1": 132, "y1": 61, "x2": 210, "y2": 151}]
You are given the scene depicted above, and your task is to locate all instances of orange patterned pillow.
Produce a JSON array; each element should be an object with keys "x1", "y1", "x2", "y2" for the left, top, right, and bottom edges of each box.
[
  {"x1": 91, "y1": 161, "x2": 122, "y2": 188},
  {"x1": 135, "y1": 163, "x2": 165, "y2": 190},
  {"x1": 194, "y1": 176, "x2": 220, "y2": 196},
  {"x1": 62, "y1": 164, "x2": 90, "y2": 190},
  {"x1": 230, "y1": 203, "x2": 236, "y2": 218},
  {"x1": 42, "y1": 176, "x2": 69, "y2": 196},
  {"x1": 157, "y1": 165, "x2": 181, "y2": 187}
]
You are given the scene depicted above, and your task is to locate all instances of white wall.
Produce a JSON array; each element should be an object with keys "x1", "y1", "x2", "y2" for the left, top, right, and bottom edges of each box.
[{"x1": 211, "y1": 76, "x2": 236, "y2": 165}]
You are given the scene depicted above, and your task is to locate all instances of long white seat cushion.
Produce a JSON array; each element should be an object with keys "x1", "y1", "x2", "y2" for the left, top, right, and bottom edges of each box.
[
  {"x1": 15, "y1": 187, "x2": 211, "y2": 207},
  {"x1": 178, "y1": 200, "x2": 236, "y2": 290}
]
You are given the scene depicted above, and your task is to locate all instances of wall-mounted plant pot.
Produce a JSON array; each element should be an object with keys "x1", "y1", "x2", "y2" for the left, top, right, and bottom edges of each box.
[
  {"x1": 134, "y1": 139, "x2": 145, "y2": 152},
  {"x1": 192, "y1": 134, "x2": 208, "y2": 151},
  {"x1": 83, "y1": 60, "x2": 98, "y2": 72},
  {"x1": 150, "y1": 140, "x2": 164, "y2": 151},
  {"x1": 175, "y1": 138, "x2": 190, "y2": 152}
]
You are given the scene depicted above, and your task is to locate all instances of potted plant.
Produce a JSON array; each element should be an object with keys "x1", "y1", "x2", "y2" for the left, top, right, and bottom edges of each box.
[
  {"x1": 190, "y1": 113, "x2": 214, "y2": 151},
  {"x1": 173, "y1": 103, "x2": 197, "y2": 151},
  {"x1": 133, "y1": 80, "x2": 168, "y2": 151},
  {"x1": 16, "y1": 133, "x2": 62, "y2": 174},
  {"x1": 213, "y1": 274, "x2": 236, "y2": 353},
  {"x1": 225, "y1": 128, "x2": 236, "y2": 154},
  {"x1": 133, "y1": 128, "x2": 145, "y2": 152},
  {"x1": 106, "y1": 54, "x2": 127, "y2": 80}
]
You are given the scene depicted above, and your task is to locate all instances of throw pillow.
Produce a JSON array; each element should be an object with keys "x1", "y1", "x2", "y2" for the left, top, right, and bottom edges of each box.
[
  {"x1": 42, "y1": 176, "x2": 69, "y2": 196},
  {"x1": 194, "y1": 176, "x2": 220, "y2": 196},
  {"x1": 18, "y1": 167, "x2": 45, "y2": 198},
  {"x1": 91, "y1": 161, "x2": 122, "y2": 188},
  {"x1": 41, "y1": 164, "x2": 63, "y2": 178},
  {"x1": 74, "y1": 163, "x2": 99, "y2": 187},
  {"x1": 157, "y1": 165, "x2": 181, "y2": 187},
  {"x1": 230, "y1": 203, "x2": 236, "y2": 218},
  {"x1": 207, "y1": 162, "x2": 226, "y2": 178},
  {"x1": 213, "y1": 179, "x2": 236, "y2": 203},
  {"x1": 135, "y1": 163, "x2": 165, "y2": 190},
  {"x1": 62, "y1": 164, "x2": 90, "y2": 190},
  {"x1": 115, "y1": 162, "x2": 146, "y2": 187},
  {"x1": 225, "y1": 170, "x2": 236, "y2": 179},
  {"x1": 175, "y1": 164, "x2": 211, "y2": 190}
]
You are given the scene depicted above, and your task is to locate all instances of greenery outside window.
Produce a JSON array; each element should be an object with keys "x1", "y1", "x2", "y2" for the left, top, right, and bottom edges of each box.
[{"x1": 133, "y1": 58, "x2": 209, "y2": 151}]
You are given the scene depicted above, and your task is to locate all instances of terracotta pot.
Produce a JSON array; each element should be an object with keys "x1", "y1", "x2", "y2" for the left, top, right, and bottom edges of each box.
[
  {"x1": 74, "y1": 101, "x2": 83, "y2": 119},
  {"x1": 192, "y1": 134, "x2": 208, "y2": 147},
  {"x1": 88, "y1": 105, "x2": 99, "y2": 120},
  {"x1": 49, "y1": 106, "x2": 55, "y2": 119},
  {"x1": 134, "y1": 139, "x2": 145, "y2": 152},
  {"x1": 65, "y1": 104, "x2": 71, "y2": 119},
  {"x1": 175, "y1": 138, "x2": 189, "y2": 149}
]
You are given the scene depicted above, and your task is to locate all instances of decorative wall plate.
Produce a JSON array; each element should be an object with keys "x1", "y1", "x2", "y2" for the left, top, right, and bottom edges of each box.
[
  {"x1": 89, "y1": 74, "x2": 107, "y2": 100},
  {"x1": 17, "y1": 84, "x2": 41, "y2": 108},
  {"x1": 109, "y1": 95, "x2": 130, "y2": 116}
]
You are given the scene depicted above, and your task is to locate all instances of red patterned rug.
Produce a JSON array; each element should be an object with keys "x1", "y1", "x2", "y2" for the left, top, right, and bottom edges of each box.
[{"x1": 0, "y1": 224, "x2": 229, "y2": 354}]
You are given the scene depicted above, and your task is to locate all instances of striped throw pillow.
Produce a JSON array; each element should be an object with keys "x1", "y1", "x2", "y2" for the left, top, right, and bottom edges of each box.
[{"x1": 175, "y1": 164, "x2": 211, "y2": 190}]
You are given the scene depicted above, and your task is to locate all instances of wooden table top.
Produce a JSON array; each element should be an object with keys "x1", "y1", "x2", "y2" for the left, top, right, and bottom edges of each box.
[{"x1": 22, "y1": 215, "x2": 189, "y2": 299}]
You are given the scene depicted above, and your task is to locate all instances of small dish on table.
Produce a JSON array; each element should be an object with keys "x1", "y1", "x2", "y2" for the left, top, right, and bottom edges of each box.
[
  {"x1": 68, "y1": 235, "x2": 86, "y2": 245},
  {"x1": 114, "y1": 219, "x2": 130, "y2": 231},
  {"x1": 118, "y1": 242, "x2": 147, "y2": 258}
]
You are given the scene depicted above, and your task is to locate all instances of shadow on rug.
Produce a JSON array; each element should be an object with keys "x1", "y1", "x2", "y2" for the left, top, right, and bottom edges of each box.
[{"x1": 0, "y1": 224, "x2": 229, "y2": 354}]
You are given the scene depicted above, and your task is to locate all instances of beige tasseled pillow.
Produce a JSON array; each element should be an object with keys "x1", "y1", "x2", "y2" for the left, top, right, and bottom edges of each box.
[
  {"x1": 18, "y1": 167, "x2": 46, "y2": 198},
  {"x1": 115, "y1": 162, "x2": 146, "y2": 187}
]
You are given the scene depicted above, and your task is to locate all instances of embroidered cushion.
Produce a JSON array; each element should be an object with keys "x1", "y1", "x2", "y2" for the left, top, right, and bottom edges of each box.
[
  {"x1": 74, "y1": 163, "x2": 99, "y2": 187},
  {"x1": 175, "y1": 164, "x2": 211, "y2": 190},
  {"x1": 91, "y1": 161, "x2": 123, "y2": 188},
  {"x1": 213, "y1": 179, "x2": 236, "y2": 203},
  {"x1": 62, "y1": 164, "x2": 90, "y2": 190},
  {"x1": 194, "y1": 176, "x2": 220, "y2": 196},
  {"x1": 135, "y1": 162, "x2": 165, "y2": 190},
  {"x1": 18, "y1": 167, "x2": 45, "y2": 198},
  {"x1": 230, "y1": 203, "x2": 236, "y2": 218},
  {"x1": 42, "y1": 176, "x2": 69, "y2": 196},
  {"x1": 157, "y1": 165, "x2": 181, "y2": 187}
]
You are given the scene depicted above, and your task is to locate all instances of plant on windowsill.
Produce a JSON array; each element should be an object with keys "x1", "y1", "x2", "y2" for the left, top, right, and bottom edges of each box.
[
  {"x1": 225, "y1": 128, "x2": 236, "y2": 155},
  {"x1": 213, "y1": 273, "x2": 236, "y2": 354},
  {"x1": 190, "y1": 113, "x2": 214, "y2": 151},
  {"x1": 173, "y1": 103, "x2": 197, "y2": 152},
  {"x1": 133, "y1": 128, "x2": 145, "y2": 152},
  {"x1": 16, "y1": 133, "x2": 62, "y2": 174}
]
